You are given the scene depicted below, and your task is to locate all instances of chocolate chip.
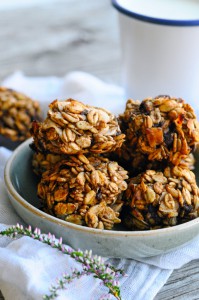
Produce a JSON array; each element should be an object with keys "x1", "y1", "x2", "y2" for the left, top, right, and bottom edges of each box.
[
  {"x1": 164, "y1": 131, "x2": 174, "y2": 149},
  {"x1": 96, "y1": 189, "x2": 103, "y2": 201},
  {"x1": 139, "y1": 101, "x2": 151, "y2": 114}
]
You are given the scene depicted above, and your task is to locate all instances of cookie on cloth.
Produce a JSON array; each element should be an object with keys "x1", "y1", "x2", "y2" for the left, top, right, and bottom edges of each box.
[{"x1": 0, "y1": 87, "x2": 41, "y2": 145}]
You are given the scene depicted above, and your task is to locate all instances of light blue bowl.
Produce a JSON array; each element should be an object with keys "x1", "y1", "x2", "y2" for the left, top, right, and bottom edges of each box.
[{"x1": 4, "y1": 138, "x2": 199, "y2": 258}]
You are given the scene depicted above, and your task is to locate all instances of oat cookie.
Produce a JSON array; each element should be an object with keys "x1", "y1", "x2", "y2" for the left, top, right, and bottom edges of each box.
[
  {"x1": 31, "y1": 99, "x2": 125, "y2": 155},
  {"x1": 119, "y1": 96, "x2": 199, "y2": 167},
  {"x1": 0, "y1": 87, "x2": 41, "y2": 142},
  {"x1": 114, "y1": 147, "x2": 196, "y2": 177},
  {"x1": 32, "y1": 152, "x2": 65, "y2": 176},
  {"x1": 37, "y1": 154, "x2": 128, "y2": 229},
  {"x1": 122, "y1": 166, "x2": 199, "y2": 230}
]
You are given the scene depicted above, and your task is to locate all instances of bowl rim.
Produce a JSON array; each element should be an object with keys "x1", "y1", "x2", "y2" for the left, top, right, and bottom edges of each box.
[
  {"x1": 112, "y1": 0, "x2": 199, "y2": 27},
  {"x1": 4, "y1": 138, "x2": 199, "y2": 238}
]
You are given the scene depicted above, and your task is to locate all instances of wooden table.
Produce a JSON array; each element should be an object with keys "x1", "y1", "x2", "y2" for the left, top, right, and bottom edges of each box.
[{"x1": 0, "y1": 0, "x2": 199, "y2": 299}]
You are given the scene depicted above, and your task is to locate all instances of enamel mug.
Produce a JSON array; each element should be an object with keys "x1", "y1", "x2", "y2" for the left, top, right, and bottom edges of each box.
[{"x1": 112, "y1": 0, "x2": 199, "y2": 113}]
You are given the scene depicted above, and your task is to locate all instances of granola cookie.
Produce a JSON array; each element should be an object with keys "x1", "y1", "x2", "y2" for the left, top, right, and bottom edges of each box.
[
  {"x1": 31, "y1": 99, "x2": 125, "y2": 155},
  {"x1": 114, "y1": 147, "x2": 195, "y2": 177},
  {"x1": 32, "y1": 152, "x2": 65, "y2": 176},
  {"x1": 119, "y1": 96, "x2": 199, "y2": 167},
  {"x1": 180, "y1": 153, "x2": 195, "y2": 170},
  {"x1": 113, "y1": 146, "x2": 167, "y2": 176},
  {"x1": 0, "y1": 87, "x2": 41, "y2": 142},
  {"x1": 122, "y1": 166, "x2": 199, "y2": 230},
  {"x1": 37, "y1": 154, "x2": 128, "y2": 229}
]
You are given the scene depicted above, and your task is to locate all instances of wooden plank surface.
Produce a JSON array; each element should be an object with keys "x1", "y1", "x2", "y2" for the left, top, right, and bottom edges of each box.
[
  {"x1": 1, "y1": 1, "x2": 199, "y2": 299},
  {"x1": 0, "y1": 0, "x2": 121, "y2": 84}
]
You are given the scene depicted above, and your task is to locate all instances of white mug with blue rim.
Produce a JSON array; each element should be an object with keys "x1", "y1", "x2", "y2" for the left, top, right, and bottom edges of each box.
[{"x1": 112, "y1": 0, "x2": 199, "y2": 114}]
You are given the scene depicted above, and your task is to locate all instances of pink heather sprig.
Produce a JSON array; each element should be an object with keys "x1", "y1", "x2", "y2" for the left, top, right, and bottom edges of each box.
[{"x1": 0, "y1": 224, "x2": 125, "y2": 300}]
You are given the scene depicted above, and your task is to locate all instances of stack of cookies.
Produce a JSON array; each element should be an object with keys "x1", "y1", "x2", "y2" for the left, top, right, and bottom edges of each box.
[{"x1": 118, "y1": 96, "x2": 199, "y2": 229}]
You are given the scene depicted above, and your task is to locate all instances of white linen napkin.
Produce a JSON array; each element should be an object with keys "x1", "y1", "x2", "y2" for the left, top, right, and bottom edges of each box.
[{"x1": 1, "y1": 71, "x2": 199, "y2": 300}]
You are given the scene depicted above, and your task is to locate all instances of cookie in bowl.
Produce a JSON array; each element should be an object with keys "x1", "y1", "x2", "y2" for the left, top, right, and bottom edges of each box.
[
  {"x1": 118, "y1": 95, "x2": 199, "y2": 172},
  {"x1": 32, "y1": 152, "x2": 65, "y2": 176},
  {"x1": 31, "y1": 99, "x2": 125, "y2": 155},
  {"x1": 122, "y1": 165, "x2": 199, "y2": 230},
  {"x1": 37, "y1": 154, "x2": 128, "y2": 229}
]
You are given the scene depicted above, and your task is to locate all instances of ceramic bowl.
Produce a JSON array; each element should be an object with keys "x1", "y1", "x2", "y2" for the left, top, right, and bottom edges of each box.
[{"x1": 4, "y1": 138, "x2": 199, "y2": 259}]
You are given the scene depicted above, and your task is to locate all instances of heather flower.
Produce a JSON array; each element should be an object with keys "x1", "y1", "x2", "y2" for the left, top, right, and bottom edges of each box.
[{"x1": 0, "y1": 224, "x2": 125, "y2": 300}]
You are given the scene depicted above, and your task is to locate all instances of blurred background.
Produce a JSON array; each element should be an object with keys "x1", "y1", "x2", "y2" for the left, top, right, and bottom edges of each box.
[{"x1": 0, "y1": 0, "x2": 121, "y2": 84}]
